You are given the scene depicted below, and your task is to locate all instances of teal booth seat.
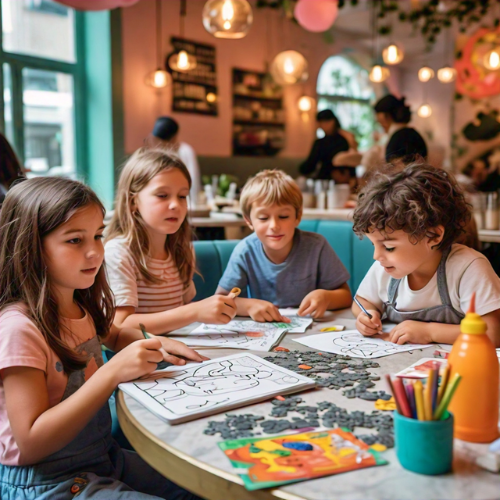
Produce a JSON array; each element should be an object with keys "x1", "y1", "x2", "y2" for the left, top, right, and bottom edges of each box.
[{"x1": 192, "y1": 220, "x2": 374, "y2": 300}]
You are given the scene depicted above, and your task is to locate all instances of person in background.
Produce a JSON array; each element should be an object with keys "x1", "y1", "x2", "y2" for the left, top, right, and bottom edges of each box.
[
  {"x1": 145, "y1": 117, "x2": 201, "y2": 207},
  {"x1": 0, "y1": 133, "x2": 24, "y2": 204},
  {"x1": 374, "y1": 94, "x2": 428, "y2": 164},
  {"x1": 299, "y1": 109, "x2": 350, "y2": 180}
]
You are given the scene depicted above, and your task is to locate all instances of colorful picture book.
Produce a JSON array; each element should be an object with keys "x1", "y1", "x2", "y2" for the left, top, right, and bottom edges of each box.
[
  {"x1": 119, "y1": 353, "x2": 316, "y2": 424},
  {"x1": 219, "y1": 428, "x2": 388, "y2": 490},
  {"x1": 395, "y1": 357, "x2": 448, "y2": 379}
]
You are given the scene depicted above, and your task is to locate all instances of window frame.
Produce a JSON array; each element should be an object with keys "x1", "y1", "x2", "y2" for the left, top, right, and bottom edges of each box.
[{"x1": 0, "y1": 1, "x2": 86, "y2": 177}]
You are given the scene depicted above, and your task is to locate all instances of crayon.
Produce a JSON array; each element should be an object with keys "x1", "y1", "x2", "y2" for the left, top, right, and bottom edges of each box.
[
  {"x1": 414, "y1": 380, "x2": 425, "y2": 420},
  {"x1": 385, "y1": 374, "x2": 403, "y2": 415},
  {"x1": 434, "y1": 373, "x2": 462, "y2": 420},
  {"x1": 405, "y1": 381, "x2": 417, "y2": 419},
  {"x1": 437, "y1": 365, "x2": 450, "y2": 406},
  {"x1": 392, "y1": 377, "x2": 412, "y2": 418},
  {"x1": 423, "y1": 368, "x2": 435, "y2": 420}
]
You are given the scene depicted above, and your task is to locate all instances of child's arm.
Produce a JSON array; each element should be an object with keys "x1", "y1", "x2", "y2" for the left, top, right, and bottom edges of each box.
[
  {"x1": 352, "y1": 295, "x2": 383, "y2": 335},
  {"x1": 1, "y1": 337, "x2": 166, "y2": 464},
  {"x1": 388, "y1": 309, "x2": 500, "y2": 347},
  {"x1": 112, "y1": 293, "x2": 237, "y2": 335},
  {"x1": 216, "y1": 286, "x2": 289, "y2": 323},
  {"x1": 298, "y1": 283, "x2": 352, "y2": 319}
]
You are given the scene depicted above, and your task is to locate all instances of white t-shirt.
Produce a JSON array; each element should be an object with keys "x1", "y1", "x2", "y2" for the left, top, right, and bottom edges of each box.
[
  {"x1": 356, "y1": 244, "x2": 500, "y2": 316},
  {"x1": 105, "y1": 238, "x2": 196, "y2": 313},
  {"x1": 178, "y1": 142, "x2": 200, "y2": 207}
]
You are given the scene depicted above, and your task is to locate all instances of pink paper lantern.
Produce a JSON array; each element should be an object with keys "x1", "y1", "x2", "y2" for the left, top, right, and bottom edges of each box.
[
  {"x1": 54, "y1": 0, "x2": 140, "y2": 11},
  {"x1": 294, "y1": 0, "x2": 339, "y2": 33}
]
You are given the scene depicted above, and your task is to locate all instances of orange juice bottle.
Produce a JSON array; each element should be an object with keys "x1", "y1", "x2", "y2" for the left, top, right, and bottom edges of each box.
[{"x1": 448, "y1": 293, "x2": 499, "y2": 442}]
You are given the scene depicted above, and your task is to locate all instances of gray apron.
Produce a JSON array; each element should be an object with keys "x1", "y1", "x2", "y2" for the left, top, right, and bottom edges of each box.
[{"x1": 383, "y1": 247, "x2": 465, "y2": 325}]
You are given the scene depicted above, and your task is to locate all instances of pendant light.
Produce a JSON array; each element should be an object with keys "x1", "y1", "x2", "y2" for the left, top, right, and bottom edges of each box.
[
  {"x1": 202, "y1": 0, "x2": 253, "y2": 39},
  {"x1": 369, "y1": 3, "x2": 390, "y2": 83},
  {"x1": 437, "y1": 30, "x2": 456, "y2": 83},
  {"x1": 418, "y1": 66, "x2": 434, "y2": 82},
  {"x1": 168, "y1": 0, "x2": 197, "y2": 72},
  {"x1": 418, "y1": 103, "x2": 432, "y2": 118},
  {"x1": 382, "y1": 43, "x2": 404, "y2": 65},
  {"x1": 298, "y1": 95, "x2": 315, "y2": 112},
  {"x1": 270, "y1": 50, "x2": 308, "y2": 86},
  {"x1": 145, "y1": 0, "x2": 170, "y2": 88},
  {"x1": 483, "y1": 48, "x2": 500, "y2": 71}
]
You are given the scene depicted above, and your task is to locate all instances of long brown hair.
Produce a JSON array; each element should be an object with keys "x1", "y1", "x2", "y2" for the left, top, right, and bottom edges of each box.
[
  {"x1": 0, "y1": 177, "x2": 114, "y2": 373},
  {"x1": 106, "y1": 148, "x2": 195, "y2": 286},
  {"x1": 0, "y1": 132, "x2": 24, "y2": 189}
]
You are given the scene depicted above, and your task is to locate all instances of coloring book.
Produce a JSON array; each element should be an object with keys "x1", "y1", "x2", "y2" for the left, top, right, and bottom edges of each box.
[
  {"x1": 293, "y1": 329, "x2": 433, "y2": 359},
  {"x1": 119, "y1": 353, "x2": 316, "y2": 424},
  {"x1": 219, "y1": 428, "x2": 388, "y2": 490}
]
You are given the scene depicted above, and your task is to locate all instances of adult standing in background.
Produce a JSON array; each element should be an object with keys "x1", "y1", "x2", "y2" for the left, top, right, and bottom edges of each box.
[
  {"x1": 0, "y1": 133, "x2": 24, "y2": 205},
  {"x1": 145, "y1": 116, "x2": 201, "y2": 206},
  {"x1": 299, "y1": 109, "x2": 350, "y2": 180},
  {"x1": 374, "y1": 94, "x2": 428, "y2": 164}
]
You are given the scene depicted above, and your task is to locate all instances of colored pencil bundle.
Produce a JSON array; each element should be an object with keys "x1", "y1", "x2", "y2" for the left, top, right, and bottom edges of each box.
[{"x1": 386, "y1": 362, "x2": 461, "y2": 421}]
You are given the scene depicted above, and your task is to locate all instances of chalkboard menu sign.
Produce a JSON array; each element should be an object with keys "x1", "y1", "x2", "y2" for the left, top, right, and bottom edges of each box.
[{"x1": 167, "y1": 37, "x2": 218, "y2": 116}]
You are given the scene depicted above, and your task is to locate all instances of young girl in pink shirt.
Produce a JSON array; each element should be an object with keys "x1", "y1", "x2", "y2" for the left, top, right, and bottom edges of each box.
[{"x1": 0, "y1": 177, "x2": 204, "y2": 499}]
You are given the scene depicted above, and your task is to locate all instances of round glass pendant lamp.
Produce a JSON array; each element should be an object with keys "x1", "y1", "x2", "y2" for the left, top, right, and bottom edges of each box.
[
  {"x1": 270, "y1": 50, "x2": 308, "y2": 85},
  {"x1": 418, "y1": 66, "x2": 435, "y2": 82},
  {"x1": 202, "y1": 0, "x2": 253, "y2": 39},
  {"x1": 298, "y1": 95, "x2": 315, "y2": 112},
  {"x1": 437, "y1": 66, "x2": 457, "y2": 83},
  {"x1": 168, "y1": 50, "x2": 197, "y2": 72},
  {"x1": 145, "y1": 68, "x2": 170, "y2": 88},
  {"x1": 369, "y1": 64, "x2": 390, "y2": 83},
  {"x1": 382, "y1": 43, "x2": 404, "y2": 65},
  {"x1": 145, "y1": 0, "x2": 170, "y2": 88},
  {"x1": 418, "y1": 103, "x2": 432, "y2": 118}
]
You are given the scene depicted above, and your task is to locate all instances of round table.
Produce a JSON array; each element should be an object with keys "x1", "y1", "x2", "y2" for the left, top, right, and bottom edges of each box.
[{"x1": 117, "y1": 310, "x2": 500, "y2": 500}]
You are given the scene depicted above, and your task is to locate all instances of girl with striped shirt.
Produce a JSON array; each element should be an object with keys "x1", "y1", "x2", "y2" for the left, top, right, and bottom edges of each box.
[{"x1": 105, "y1": 148, "x2": 237, "y2": 334}]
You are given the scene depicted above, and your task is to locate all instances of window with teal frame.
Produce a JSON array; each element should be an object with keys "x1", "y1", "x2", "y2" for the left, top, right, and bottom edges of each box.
[
  {"x1": 0, "y1": 0, "x2": 86, "y2": 180},
  {"x1": 316, "y1": 55, "x2": 376, "y2": 151}
]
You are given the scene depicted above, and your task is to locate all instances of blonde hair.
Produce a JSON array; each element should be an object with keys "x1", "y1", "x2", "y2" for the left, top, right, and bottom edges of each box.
[
  {"x1": 240, "y1": 170, "x2": 303, "y2": 219},
  {"x1": 106, "y1": 148, "x2": 194, "y2": 286}
]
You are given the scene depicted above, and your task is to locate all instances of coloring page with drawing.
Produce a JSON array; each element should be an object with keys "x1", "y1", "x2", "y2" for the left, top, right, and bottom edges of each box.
[
  {"x1": 118, "y1": 353, "x2": 316, "y2": 424},
  {"x1": 293, "y1": 329, "x2": 432, "y2": 359}
]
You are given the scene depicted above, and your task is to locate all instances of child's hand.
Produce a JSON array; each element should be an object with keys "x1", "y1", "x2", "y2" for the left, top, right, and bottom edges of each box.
[
  {"x1": 356, "y1": 310, "x2": 382, "y2": 336},
  {"x1": 106, "y1": 338, "x2": 177, "y2": 384},
  {"x1": 298, "y1": 290, "x2": 330, "y2": 319},
  {"x1": 157, "y1": 337, "x2": 209, "y2": 362},
  {"x1": 388, "y1": 321, "x2": 432, "y2": 345},
  {"x1": 194, "y1": 295, "x2": 237, "y2": 324},
  {"x1": 246, "y1": 299, "x2": 290, "y2": 323}
]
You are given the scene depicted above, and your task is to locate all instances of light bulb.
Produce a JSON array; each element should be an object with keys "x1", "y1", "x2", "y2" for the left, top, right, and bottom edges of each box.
[
  {"x1": 284, "y1": 57, "x2": 295, "y2": 74},
  {"x1": 206, "y1": 92, "x2": 217, "y2": 103},
  {"x1": 168, "y1": 50, "x2": 197, "y2": 72},
  {"x1": 369, "y1": 65, "x2": 390, "y2": 83},
  {"x1": 418, "y1": 67, "x2": 435, "y2": 82},
  {"x1": 484, "y1": 48, "x2": 500, "y2": 70},
  {"x1": 418, "y1": 103, "x2": 432, "y2": 118},
  {"x1": 145, "y1": 69, "x2": 170, "y2": 88},
  {"x1": 382, "y1": 44, "x2": 404, "y2": 65},
  {"x1": 298, "y1": 96, "x2": 315, "y2": 112},
  {"x1": 437, "y1": 66, "x2": 456, "y2": 83},
  {"x1": 202, "y1": 0, "x2": 252, "y2": 39}
]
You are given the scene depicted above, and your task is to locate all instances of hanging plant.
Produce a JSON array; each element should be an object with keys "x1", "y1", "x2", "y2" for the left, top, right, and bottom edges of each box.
[{"x1": 256, "y1": 0, "x2": 500, "y2": 50}]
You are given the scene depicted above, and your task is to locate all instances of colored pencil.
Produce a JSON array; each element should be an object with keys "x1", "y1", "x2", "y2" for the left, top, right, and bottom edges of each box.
[
  {"x1": 437, "y1": 365, "x2": 450, "y2": 406},
  {"x1": 423, "y1": 368, "x2": 435, "y2": 421},
  {"x1": 392, "y1": 377, "x2": 412, "y2": 418},
  {"x1": 414, "y1": 380, "x2": 425, "y2": 420},
  {"x1": 434, "y1": 373, "x2": 462, "y2": 420},
  {"x1": 406, "y1": 381, "x2": 417, "y2": 419},
  {"x1": 354, "y1": 296, "x2": 373, "y2": 319},
  {"x1": 139, "y1": 323, "x2": 172, "y2": 370},
  {"x1": 431, "y1": 363, "x2": 439, "y2": 412},
  {"x1": 385, "y1": 374, "x2": 403, "y2": 414}
]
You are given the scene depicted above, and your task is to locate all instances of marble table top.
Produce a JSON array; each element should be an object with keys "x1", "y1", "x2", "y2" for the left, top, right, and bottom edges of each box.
[{"x1": 118, "y1": 310, "x2": 500, "y2": 500}]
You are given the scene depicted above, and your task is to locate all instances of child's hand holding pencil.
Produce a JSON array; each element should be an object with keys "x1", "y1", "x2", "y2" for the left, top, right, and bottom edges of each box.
[{"x1": 354, "y1": 297, "x2": 382, "y2": 336}]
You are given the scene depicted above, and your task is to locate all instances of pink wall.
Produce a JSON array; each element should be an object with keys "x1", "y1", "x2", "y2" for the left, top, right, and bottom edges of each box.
[{"x1": 121, "y1": 0, "x2": 372, "y2": 157}]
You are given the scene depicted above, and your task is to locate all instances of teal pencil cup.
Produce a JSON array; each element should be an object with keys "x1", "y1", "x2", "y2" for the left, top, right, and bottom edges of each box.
[{"x1": 393, "y1": 411, "x2": 454, "y2": 475}]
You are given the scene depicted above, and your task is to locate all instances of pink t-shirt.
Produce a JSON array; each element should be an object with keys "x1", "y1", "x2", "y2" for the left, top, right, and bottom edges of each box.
[{"x1": 0, "y1": 303, "x2": 101, "y2": 465}]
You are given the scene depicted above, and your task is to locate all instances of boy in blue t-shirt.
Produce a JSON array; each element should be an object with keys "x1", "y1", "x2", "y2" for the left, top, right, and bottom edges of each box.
[{"x1": 216, "y1": 170, "x2": 351, "y2": 321}]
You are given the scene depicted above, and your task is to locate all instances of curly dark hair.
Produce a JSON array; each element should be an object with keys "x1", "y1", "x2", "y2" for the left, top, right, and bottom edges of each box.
[{"x1": 353, "y1": 163, "x2": 471, "y2": 250}]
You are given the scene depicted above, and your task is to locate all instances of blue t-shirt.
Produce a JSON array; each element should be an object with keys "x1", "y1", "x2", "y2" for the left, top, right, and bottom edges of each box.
[{"x1": 218, "y1": 229, "x2": 350, "y2": 308}]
